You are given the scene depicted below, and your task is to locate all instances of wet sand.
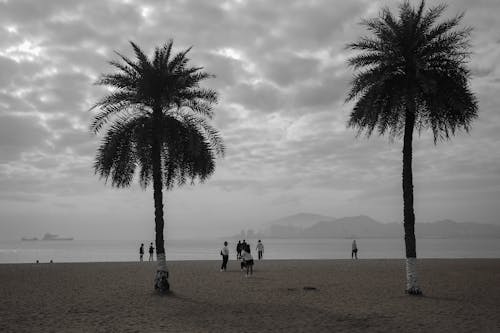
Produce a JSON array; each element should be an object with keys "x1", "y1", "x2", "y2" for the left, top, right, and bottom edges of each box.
[{"x1": 1, "y1": 259, "x2": 499, "y2": 332}]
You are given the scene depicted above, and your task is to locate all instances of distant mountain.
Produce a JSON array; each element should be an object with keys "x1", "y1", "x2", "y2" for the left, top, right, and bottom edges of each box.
[
  {"x1": 258, "y1": 213, "x2": 500, "y2": 239},
  {"x1": 262, "y1": 213, "x2": 335, "y2": 238},
  {"x1": 265, "y1": 213, "x2": 336, "y2": 227},
  {"x1": 302, "y1": 215, "x2": 400, "y2": 238},
  {"x1": 413, "y1": 219, "x2": 500, "y2": 239}
]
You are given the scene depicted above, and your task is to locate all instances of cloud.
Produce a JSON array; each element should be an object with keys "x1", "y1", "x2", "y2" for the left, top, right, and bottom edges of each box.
[
  {"x1": 0, "y1": 114, "x2": 51, "y2": 161},
  {"x1": 1, "y1": 0, "x2": 500, "y2": 241}
]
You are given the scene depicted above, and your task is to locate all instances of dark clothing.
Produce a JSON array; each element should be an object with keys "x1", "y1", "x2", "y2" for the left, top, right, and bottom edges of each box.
[
  {"x1": 149, "y1": 245, "x2": 155, "y2": 261},
  {"x1": 139, "y1": 245, "x2": 144, "y2": 261},
  {"x1": 221, "y1": 255, "x2": 229, "y2": 271},
  {"x1": 241, "y1": 259, "x2": 254, "y2": 269},
  {"x1": 236, "y1": 243, "x2": 242, "y2": 259},
  {"x1": 258, "y1": 251, "x2": 263, "y2": 260}
]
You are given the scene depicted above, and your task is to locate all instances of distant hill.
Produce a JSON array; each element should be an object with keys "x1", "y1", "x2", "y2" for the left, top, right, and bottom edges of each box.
[
  {"x1": 256, "y1": 213, "x2": 500, "y2": 239},
  {"x1": 265, "y1": 213, "x2": 336, "y2": 228},
  {"x1": 413, "y1": 219, "x2": 500, "y2": 239},
  {"x1": 261, "y1": 213, "x2": 336, "y2": 238}
]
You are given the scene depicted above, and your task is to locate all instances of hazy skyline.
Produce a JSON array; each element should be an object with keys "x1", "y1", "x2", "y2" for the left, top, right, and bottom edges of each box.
[{"x1": 0, "y1": 0, "x2": 499, "y2": 240}]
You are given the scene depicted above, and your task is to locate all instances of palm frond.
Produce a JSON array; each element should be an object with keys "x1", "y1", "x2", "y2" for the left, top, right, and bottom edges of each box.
[
  {"x1": 346, "y1": 0, "x2": 477, "y2": 143},
  {"x1": 94, "y1": 115, "x2": 145, "y2": 187},
  {"x1": 91, "y1": 40, "x2": 223, "y2": 190}
]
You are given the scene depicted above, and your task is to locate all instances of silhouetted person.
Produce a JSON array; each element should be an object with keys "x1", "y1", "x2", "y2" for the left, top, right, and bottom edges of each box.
[
  {"x1": 149, "y1": 242, "x2": 154, "y2": 261},
  {"x1": 242, "y1": 239, "x2": 247, "y2": 253},
  {"x1": 236, "y1": 240, "x2": 242, "y2": 259},
  {"x1": 220, "y1": 241, "x2": 229, "y2": 271},
  {"x1": 139, "y1": 243, "x2": 144, "y2": 262},
  {"x1": 256, "y1": 240, "x2": 264, "y2": 260},
  {"x1": 352, "y1": 240, "x2": 358, "y2": 259}
]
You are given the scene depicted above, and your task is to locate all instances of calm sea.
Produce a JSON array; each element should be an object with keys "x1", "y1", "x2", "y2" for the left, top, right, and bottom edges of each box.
[{"x1": 0, "y1": 238, "x2": 499, "y2": 264}]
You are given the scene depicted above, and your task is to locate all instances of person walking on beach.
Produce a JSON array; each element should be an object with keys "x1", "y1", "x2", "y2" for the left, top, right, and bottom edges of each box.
[
  {"x1": 220, "y1": 241, "x2": 229, "y2": 271},
  {"x1": 139, "y1": 243, "x2": 144, "y2": 262},
  {"x1": 149, "y1": 242, "x2": 155, "y2": 261},
  {"x1": 352, "y1": 239, "x2": 358, "y2": 259},
  {"x1": 241, "y1": 244, "x2": 254, "y2": 277},
  {"x1": 256, "y1": 240, "x2": 264, "y2": 260},
  {"x1": 236, "y1": 240, "x2": 242, "y2": 259}
]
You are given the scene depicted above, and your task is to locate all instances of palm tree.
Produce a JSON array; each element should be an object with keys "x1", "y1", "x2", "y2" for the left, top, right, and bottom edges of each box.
[
  {"x1": 90, "y1": 40, "x2": 224, "y2": 292},
  {"x1": 346, "y1": 1, "x2": 478, "y2": 295}
]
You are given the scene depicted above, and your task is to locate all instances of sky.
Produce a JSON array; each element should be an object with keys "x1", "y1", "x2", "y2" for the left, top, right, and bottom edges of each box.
[{"x1": 0, "y1": 0, "x2": 499, "y2": 240}]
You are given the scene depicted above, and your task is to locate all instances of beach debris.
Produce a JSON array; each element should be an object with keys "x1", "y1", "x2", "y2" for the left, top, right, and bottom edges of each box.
[{"x1": 303, "y1": 286, "x2": 318, "y2": 291}]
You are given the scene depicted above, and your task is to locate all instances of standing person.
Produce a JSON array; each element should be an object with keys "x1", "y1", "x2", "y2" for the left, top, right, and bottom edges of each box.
[
  {"x1": 256, "y1": 240, "x2": 264, "y2": 260},
  {"x1": 241, "y1": 244, "x2": 254, "y2": 277},
  {"x1": 352, "y1": 240, "x2": 358, "y2": 259},
  {"x1": 139, "y1": 243, "x2": 144, "y2": 262},
  {"x1": 236, "y1": 240, "x2": 242, "y2": 259},
  {"x1": 149, "y1": 242, "x2": 155, "y2": 261},
  {"x1": 220, "y1": 241, "x2": 229, "y2": 272}
]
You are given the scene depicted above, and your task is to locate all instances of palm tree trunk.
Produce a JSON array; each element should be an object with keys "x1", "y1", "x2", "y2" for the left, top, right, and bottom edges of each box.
[
  {"x1": 402, "y1": 107, "x2": 421, "y2": 295},
  {"x1": 152, "y1": 108, "x2": 169, "y2": 292}
]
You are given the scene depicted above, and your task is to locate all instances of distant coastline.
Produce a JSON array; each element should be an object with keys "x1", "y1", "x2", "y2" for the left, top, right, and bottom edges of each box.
[{"x1": 232, "y1": 213, "x2": 500, "y2": 240}]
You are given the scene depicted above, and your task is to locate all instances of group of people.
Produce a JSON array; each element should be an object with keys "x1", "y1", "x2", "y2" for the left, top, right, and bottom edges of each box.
[
  {"x1": 139, "y1": 242, "x2": 155, "y2": 261},
  {"x1": 140, "y1": 239, "x2": 358, "y2": 265},
  {"x1": 220, "y1": 239, "x2": 265, "y2": 277}
]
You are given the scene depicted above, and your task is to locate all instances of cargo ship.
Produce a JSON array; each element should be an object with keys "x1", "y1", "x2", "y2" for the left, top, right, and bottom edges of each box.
[{"x1": 21, "y1": 233, "x2": 73, "y2": 241}]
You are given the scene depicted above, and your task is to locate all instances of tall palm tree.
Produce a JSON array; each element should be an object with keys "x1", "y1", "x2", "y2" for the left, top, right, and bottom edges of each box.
[
  {"x1": 346, "y1": 1, "x2": 478, "y2": 295},
  {"x1": 90, "y1": 40, "x2": 224, "y2": 292}
]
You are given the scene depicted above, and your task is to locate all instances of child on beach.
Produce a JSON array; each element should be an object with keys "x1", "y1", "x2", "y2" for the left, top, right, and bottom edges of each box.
[
  {"x1": 240, "y1": 244, "x2": 254, "y2": 277},
  {"x1": 139, "y1": 243, "x2": 144, "y2": 262}
]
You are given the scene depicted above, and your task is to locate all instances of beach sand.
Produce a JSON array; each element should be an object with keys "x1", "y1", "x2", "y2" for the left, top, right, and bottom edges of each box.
[{"x1": 1, "y1": 259, "x2": 499, "y2": 332}]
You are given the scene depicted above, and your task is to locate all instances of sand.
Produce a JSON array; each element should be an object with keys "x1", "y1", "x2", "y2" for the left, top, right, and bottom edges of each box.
[{"x1": 1, "y1": 259, "x2": 499, "y2": 332}]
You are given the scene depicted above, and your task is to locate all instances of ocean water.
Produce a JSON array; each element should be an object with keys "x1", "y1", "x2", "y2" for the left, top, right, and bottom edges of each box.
[{"x1": 0, "y1": 238, "x2": 499, "y2": 264}]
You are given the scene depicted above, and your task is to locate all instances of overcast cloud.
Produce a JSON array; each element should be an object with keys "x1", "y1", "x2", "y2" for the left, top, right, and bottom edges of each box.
[{"x1": 0, "y1": 0, "x2": 499, "y2": 240}]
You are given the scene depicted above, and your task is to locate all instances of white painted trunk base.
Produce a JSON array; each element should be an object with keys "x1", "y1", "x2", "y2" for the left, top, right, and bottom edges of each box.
[
  {"x1": 154, "y1": 253, "x2": 170, "y2": 292},
  {"x1": 405, "y1": 257, "x2": 422, "y2": 295}
]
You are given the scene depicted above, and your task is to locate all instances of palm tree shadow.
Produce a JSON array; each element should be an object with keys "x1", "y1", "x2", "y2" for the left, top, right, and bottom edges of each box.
[
  {"x1": 395, "y1": 294, "x2": 460, "y2": 302},
  {"x1": 149, "y1": 290, "x2": 209, "y2": 306},
  {"x1": 150, "y1": 290, "x2": 180, "y2": 298},
  {"x1": 420, "y1": 295, "x2": 461, "y2": 302}
]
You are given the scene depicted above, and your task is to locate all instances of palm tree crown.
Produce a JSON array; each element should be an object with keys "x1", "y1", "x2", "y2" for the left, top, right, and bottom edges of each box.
[
  {"x1": 90, "y1": 41, "x2": 224, "y2": 189},
  {"x1": 346, "y1": 0, "x2": 478, "y2": 141}
]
